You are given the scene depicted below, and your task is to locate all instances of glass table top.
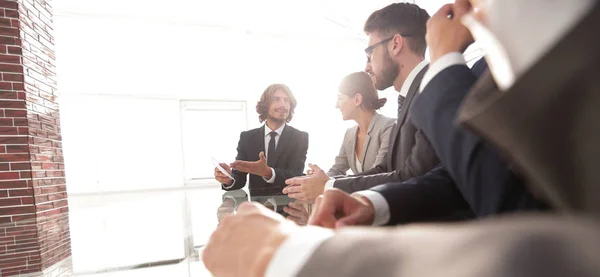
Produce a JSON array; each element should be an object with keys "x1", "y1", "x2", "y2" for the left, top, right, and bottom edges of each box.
[{"x1": 0, "y1": 185, "x2": 310, "y2": 277}]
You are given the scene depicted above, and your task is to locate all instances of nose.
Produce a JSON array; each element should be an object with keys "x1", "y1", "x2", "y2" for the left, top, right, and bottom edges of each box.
[{"x1": 364, "y1": 63, "x2": 372, "y2": 75}]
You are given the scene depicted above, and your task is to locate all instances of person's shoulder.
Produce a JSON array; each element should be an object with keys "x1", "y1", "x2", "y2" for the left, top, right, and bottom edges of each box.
[
  {"x1": 286, "y1": 125, "x2": 309, "y2": 138},
  {"x1": 377, "y1": 113, "x2": 397, "y2": 127},
  {"x1": 240, "y1": 126, "x2": 263, "y2": 138}
]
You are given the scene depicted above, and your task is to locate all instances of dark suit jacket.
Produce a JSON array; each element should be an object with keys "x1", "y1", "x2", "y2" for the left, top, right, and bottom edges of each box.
[
  {"x1": 369, "y1": 58, "x2": 551, "y2": 225},
  {"x1": 332, "y1": 65, "x2": 440, "y2": 193},
  {"x1": 223, "y1": 125, "x2": 308, "y2": 196}
]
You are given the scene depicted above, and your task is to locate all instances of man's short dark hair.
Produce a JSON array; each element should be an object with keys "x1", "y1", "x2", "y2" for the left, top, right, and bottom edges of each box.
[{"x1": 364, "y1": 3, "x2": 430, "y2": 57}]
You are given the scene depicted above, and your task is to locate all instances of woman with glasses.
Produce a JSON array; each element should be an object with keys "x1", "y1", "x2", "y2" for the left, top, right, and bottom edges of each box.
[{"x1": 327, "y1": 72, "x2": 395, "y2": 177}]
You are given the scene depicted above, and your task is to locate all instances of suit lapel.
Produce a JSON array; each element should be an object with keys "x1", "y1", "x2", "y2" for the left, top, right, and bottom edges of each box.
[
  {"x1": 254, "y1": 126, "x2": 266, "y2": 160},
  {"x1": 270, "y1": 125, "x2": 290, "y2": 166},
  {"x1": 348, "y1": 127, "x2": 357, "y2": 171},
  {"x1": 388, "y1": 65, "x2": 429, "y2": 166},
  {"x1": 361, "y1": 114, "x2": 378, "y2": 164}
]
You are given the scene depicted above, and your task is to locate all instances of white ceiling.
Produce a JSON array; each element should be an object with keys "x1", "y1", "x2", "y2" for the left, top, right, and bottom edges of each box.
[{"x1": 51, "y1": 0, "x2": 456, "y2": 39}]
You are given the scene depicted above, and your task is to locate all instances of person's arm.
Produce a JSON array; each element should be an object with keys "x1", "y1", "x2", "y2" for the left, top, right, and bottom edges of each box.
[
  {"x1": 332, "y1": 125, "x2": 439, "y2": 194},
  {"x1": 368, "y1": 118, "x2": 395, "y2": 171},
  {"x1": 368, "y1": 165, "x2": 469, "y2": 225},
  {"x1": 412, "y1": 56, "x2": 548, "y2": 215},
  {"x1": 273, "y1": 132, "x2": 309, "y2": 186},
  {"x1": 327, "y1": 131, "x2": 351, "y2": 177},
  {"x1": 223, "y1": 132, "x2": 248, "y2": 191},
  {"x1": 294, "y1": 216, "x2": 600, "y2": 277}
]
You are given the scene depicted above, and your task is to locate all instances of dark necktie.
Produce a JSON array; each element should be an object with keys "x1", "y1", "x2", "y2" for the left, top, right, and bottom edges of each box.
[
  {"x1": 267, "y1": 131, "x2": 277, "y2": 166},
  {"x1": 397, "y1": 95, "x2": 406, "y2": 118}
]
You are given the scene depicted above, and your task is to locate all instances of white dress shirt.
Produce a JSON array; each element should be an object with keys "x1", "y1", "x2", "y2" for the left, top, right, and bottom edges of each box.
[
  {"x1": 324, "y1": 60, "x2": 429, "y2": 193},
  {"x1": 223, "y1": 124, "x2": 284, "y2": 189},
  {"x1": 264, "y1": 57, "x2": 466, "y2": 277}
]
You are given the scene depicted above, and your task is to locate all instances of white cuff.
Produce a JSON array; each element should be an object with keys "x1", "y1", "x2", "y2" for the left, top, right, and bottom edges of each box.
[
  {"x1": 324, "y1": 178, "x2": 336, "y2": 190},
  {"x1": 352, "y1": 190, "x2": 390, "y2": 226},
  {"x1": 264, "y1": 168, "x2": 276, "y2": 183},
  {"x1": 421, "y1": 52, "x2": 466, "y2": 92},
  {"x1": 265, "y1": 226, "x2": 334, "y2": 277},
  {"x1": 222, "y1": 179, "x2": 236, "y2": 189}
]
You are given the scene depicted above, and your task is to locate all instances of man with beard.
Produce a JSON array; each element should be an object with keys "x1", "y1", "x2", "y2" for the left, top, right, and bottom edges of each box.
[
  {"x1": 214, "y1": 84, "x2": 309, "y2": 196},
  {"x1": 283, "y1": 3, "x2": 440, "y2": 203}
]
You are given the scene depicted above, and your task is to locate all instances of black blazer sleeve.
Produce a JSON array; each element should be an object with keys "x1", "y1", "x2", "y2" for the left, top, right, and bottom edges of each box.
[
  {"x1": 410, "y1": 60, "x2": 549, "y2": 216},
  {"x1": 223, "y1": 131, "x2": 249, "y2": 191},
  {"x1": 370, "y1": 165, "x2": 470, "y2": 225},
  {"x1": 273, "y1": 131, "x2": 309, "y2": 186}
]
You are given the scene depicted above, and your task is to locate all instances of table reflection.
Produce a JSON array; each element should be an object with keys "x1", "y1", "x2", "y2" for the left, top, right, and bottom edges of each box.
[{"x1": 217, "y1": 190, "x2": 312, "y2": 226}]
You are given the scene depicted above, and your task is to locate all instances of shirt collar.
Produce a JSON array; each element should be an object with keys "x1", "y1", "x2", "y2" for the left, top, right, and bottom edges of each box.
[
  {"x1": 398, "y1": 60, "x2": 429, "y2": 97},
  {"x1": 265, "y1": 123, "x2": 285, "y2": 137}
]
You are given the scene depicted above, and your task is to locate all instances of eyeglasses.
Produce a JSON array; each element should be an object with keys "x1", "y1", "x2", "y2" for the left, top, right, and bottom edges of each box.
[{"x1": 365, "y1": 34, "x2": 413, "y2": 62}]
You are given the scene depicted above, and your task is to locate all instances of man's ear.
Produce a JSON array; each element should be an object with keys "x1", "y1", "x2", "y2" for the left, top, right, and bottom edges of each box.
[{"x1": 390, "y1": 34, "x2": 404, "y2": 56}]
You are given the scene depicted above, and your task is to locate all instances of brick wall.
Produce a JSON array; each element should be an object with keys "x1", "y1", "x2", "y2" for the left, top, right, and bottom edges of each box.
[{"x1": 0, "y1": 0, "x2": 70, "y2": 276}]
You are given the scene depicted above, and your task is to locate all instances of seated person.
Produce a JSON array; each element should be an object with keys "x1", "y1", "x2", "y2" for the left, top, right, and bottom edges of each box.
[
  {"x1": 327, "y1": 72, "x2": 395, "y2": 177},
  {"x1": 213, "y1": 84, "x2": 309, "y2": 196}
]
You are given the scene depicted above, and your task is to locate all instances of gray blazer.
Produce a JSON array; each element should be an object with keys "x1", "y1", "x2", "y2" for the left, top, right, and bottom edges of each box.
[
  {"x1": 327, "y1": 113, "x2": 395, "y2": 176},
  {"x1": 298, "y1": 5, "x2": 600, "y2": 276}
]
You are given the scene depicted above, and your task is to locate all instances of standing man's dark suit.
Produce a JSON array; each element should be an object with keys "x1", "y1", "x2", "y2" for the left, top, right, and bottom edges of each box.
[
  {"x1": 332, "y1": 64, "x2": 440, "y2": 193},
  {"x1": 224, "y1": 125, "x2": 308, "y2": 196}
]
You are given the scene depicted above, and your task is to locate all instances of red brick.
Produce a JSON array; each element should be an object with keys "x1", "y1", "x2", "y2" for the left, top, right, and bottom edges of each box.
[
  {"x1": 0, "y1": 190, "x2": 7, "y2": 197},
  {"x1": 47, "y1": 193, "x2": 65, "y2": 201},
  {"x1": 8, "y1": 188, "x2": 32, "y2": 197},
  {"x1": 35, "y1": 203, "x2": 52, "y2": 212},
  {"x1": 13, "y1": 118, "x2": 26, "y2": 126},
  {"x1": 0, "y1": 171, "x2": 19, "y2": 179},
  {"x1": 0, "y1": 81, "x2": 12, "y2": 90},
  {"x1": 0, "y1": 153, "x2": 29, "y2": 162},
  {"x1": 0, "y1": 26, "x2": 19, "y2": 37},
  {"x1": 0, "y1": 9, "x2": 4, "y2": 17},
  {"x1": 0, "y1": 162, "x2": 8, "y2": 170},
  {"x1": 17, "y1": 126, "x2": 27, "y2": 135},
  {"x1": 10, "y1": 19, "x2": 19, "y2": 29},
  {"x1": 6, "y1": 241, "x2": 38, "y2": 251},
  {"x1": 19, "y1": 171, "x2": 30, "y2": 178},
  {"x1": 0, "y1": 1, "x2": 18, "y2": 10},
  {"x1": 0, "y1": 126, "x2": 17, "y2": 135},
  {"x1": 4, "y1": 109, "x2": 26, "y2": 117},
  {"x1": 19, "y1": 196, "x2": 33, "y2": 205},
  {"x1": 2, "y1": 73, "x2": 24, "y2": 82},
  {"x1": 0, "y1": 180, "x2": 28, "y2": 189},
  {"x1": 0, "y1": 118, "x2": 12, "y2": 126},
  {"x1": 0, "y1": 136, "x2": 28, "y2": 144},
  {"x1": 6, "y1": 145, "x2": 28, "y2": 153},
  {"x1": 0, "y1": 18, "x2": 10, "y2": 28},
  {"x1": 0, "y1": 216, "x2": 12, "y2": 224},
  {"x1": 0, "y1": 36, "x2": 17, "y2": 45},
  {"x1": 10, "y1": 162, "x2": 30, "y2": 170},
  {"x1": 0, "y1": 90, "x2": 19, "y2": 99},
  {"x1": 6, "y1": 45, "x2": 21, "y2": 55},
  {"x1": 0, "y1": 100, "x2": 25, "y2": 109},
  {"x1": 5, "y1": 10, "x2": 19, "y2": 19},
  {"x1": 12, "y1": 82, "x2": 24, "y2": 91},
  {"x1": 0, "y1": 206, "x2": 35, "y2": 216},
  {"x1": 0, "y1": 197, "x2": 21, "y2": 206},
  {"x1": 40, "y1": 163, "x2": 56, "y2": 170}
]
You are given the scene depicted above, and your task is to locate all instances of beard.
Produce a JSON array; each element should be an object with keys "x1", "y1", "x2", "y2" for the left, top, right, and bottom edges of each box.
[
  {"x1": 373, "y1": 50, "x2": 400, "y2": 91},
  {"x1": 267, "y1": 111, "x2": 288, "y2": 124}
]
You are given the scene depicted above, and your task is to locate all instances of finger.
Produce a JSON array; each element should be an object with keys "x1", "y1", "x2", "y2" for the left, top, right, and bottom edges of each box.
[
  {"x1": 306, "y1": 169, "x2": 314, "y2": 175},
  {"x1": 283, "y1": 206, "x2": 303, "y2": 217},
  {"x1": 454, "y1": 0, "x2": 473, "y2": 17},
  {"x1": 219, "y1": 163, "x2": 230, "y2": 170},
  {"x1": 285, "y1": 177, "x2": 306, "y2": 185},
  {"x1": 308, "y1": 163, "x2": 323, "y2": 173},
  {"x1": 434, "y1": 3, "x2": 454, "y2": 18},
  {"x1": 282, "y1": 185, "x2": 302, "y2": 194},
  {"x1": 259, "y1": 151, "x2": 266, "y2": 161},
  {"x1": 308, "y1": 195, "x2": 324, "y2": 225},
  {"x1": 308, "y1": 193, "x2": 337, "y2": 228}
]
